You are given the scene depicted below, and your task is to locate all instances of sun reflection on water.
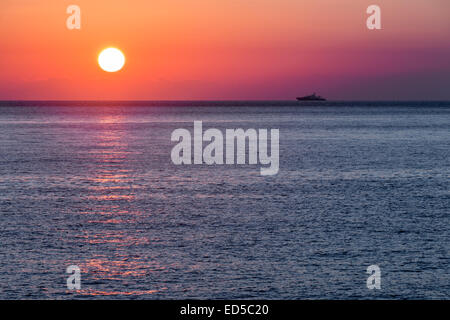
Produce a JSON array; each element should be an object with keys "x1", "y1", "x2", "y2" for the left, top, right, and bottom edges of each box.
[{"x1": 73, "y1": 113, "x2": 159, "y2": 296}]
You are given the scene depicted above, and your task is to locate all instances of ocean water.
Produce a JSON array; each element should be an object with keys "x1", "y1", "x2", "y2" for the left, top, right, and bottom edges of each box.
[{"x1": 0, "y1": 101, "x2": 449, "y2": 299}]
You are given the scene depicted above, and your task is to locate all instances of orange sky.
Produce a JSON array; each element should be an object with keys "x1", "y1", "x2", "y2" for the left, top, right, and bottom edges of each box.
[{"x1": 0, "y1": 0, "x2": 449, "y2": 100}]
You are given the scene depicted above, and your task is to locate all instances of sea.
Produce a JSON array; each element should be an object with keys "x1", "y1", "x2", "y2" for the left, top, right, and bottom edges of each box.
[{"x1": 0, "y1": 101, "x2": 449, "y2": 299}]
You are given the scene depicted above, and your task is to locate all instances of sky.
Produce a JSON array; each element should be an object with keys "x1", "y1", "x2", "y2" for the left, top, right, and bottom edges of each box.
[{"x1": 0, "y1": 0, "x2": 449, "y2": 100}]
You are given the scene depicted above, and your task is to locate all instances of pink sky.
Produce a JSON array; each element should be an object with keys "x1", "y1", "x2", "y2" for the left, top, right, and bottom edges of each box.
[{"x1": 0, "y1": 0, "x2": 449, "y2": 100}]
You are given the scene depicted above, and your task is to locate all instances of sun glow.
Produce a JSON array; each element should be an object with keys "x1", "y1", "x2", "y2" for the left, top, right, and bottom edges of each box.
[{"x1": 98, "y1": 48, "x2": 125, "y2": 72}]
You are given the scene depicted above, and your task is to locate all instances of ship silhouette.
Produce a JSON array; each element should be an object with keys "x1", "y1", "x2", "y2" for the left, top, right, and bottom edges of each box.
[{"x1": 296, "y1": 93, "x2": 326, "y2": 101}]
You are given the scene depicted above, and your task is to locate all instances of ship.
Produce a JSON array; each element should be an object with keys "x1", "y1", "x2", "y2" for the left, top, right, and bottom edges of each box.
[{"x1": 296, "y1": 93, "x2": 326, "y2": 101}]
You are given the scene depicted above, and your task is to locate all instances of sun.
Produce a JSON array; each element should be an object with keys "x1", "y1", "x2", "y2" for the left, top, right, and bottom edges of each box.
[{"x1": 98, "y1": 47, "x2": 125, "y2": 72}]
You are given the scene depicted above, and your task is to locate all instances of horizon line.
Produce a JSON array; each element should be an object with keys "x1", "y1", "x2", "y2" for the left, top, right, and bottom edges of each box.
[{"x1": 1, "y1": 99, "x2": 449, "y2": 102}]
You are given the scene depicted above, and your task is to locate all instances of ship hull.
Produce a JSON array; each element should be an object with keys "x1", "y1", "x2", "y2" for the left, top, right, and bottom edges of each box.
[{"x1": 296, "y1": 97, "x2": 326, "y2": 101}]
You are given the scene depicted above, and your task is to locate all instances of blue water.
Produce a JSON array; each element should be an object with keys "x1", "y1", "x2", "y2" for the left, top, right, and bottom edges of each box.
[{"x1": 0, "y1": 101, "x2": 449, "y2": 299}]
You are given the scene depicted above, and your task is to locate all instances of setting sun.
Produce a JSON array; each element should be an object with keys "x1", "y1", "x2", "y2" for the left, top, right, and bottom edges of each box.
[{"x1": 98, "y1": 48, "x2": 125, "y2": 73}]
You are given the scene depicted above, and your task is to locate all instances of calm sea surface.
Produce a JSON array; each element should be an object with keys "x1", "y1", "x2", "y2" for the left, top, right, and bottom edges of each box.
[{"x1": 0, "y1": 101, "x2": 449, "y2": 299}]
